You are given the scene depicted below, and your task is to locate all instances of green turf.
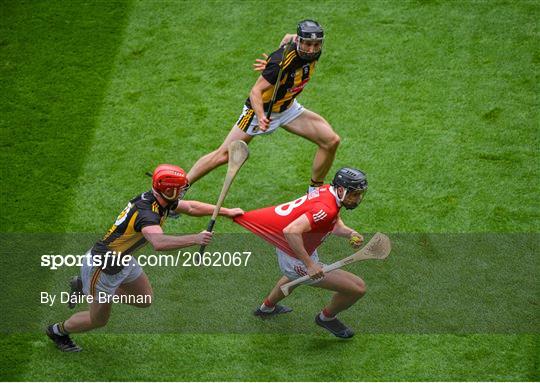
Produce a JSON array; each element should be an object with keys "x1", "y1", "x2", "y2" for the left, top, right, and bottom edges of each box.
[
  {"x1": 1, "y1": 0, "x2": 538, "y2": 381},
  {"x1": 0, "y1": 0, "x2": 133, "y2": 232}
]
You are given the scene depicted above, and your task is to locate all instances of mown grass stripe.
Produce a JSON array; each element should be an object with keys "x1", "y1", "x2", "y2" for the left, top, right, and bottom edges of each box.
[{"x1": 0, "y1": 1, "x2": 133, "y2": 380}]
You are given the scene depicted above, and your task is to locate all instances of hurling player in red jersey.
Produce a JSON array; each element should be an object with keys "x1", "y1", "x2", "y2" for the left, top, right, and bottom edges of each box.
[{"x1": 234, "y1": 168, "x2": 368, "y2": 338}]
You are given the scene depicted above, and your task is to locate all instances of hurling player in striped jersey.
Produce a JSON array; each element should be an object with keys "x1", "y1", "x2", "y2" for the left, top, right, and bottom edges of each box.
[{"x1": 46, "y1": 164, "x2": 243, "y2": 352}]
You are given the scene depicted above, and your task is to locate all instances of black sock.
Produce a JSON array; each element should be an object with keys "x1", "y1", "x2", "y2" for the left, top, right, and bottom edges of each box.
[{"x1": 310, "y1": 179, "x2": 324, "y2": 187}]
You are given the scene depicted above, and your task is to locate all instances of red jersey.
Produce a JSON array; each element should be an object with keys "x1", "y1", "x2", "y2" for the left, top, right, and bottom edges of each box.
[{"x1": 233, "y1": 185, "x2": 340, "y2": 258}]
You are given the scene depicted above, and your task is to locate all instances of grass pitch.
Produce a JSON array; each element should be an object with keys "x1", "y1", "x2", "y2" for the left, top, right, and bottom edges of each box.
[{"x1": 1, "y1": 0, "x2": 538, "y2": 381}]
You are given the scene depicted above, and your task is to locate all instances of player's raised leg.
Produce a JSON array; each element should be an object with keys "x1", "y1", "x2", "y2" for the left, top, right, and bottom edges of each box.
[
  {"x1": 313, "y1": 269, "x2": 366, "y2": 338},
  {"x1": 283, "y1": 109, "x2": 340, "y2": 188},
  {"x1": 187, "y1": 126, "x2": 252, "y2": 184}
]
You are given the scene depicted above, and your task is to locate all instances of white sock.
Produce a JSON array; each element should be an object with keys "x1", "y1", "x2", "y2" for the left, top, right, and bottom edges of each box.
[
  {"x1": 260, "y1": 302, "x2": 275, "y2": 313},
  {"x1": 308, "y1": 186, "x2": 317, "y2": 193},
  {"x1": 319, "y1": 310, "x2": 335, "y2": 322},
  {"x1": 52, "y1": 322, "x2": 67, "y2": 335}
]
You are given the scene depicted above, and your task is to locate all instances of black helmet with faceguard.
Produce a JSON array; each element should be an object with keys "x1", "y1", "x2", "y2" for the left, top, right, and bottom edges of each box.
[
  {"x1": 332, "y1": 168, "x2": 368, "y2": 209},
  {"x1": 296, "y1": 19, "x2": 324, "y2": 61}
]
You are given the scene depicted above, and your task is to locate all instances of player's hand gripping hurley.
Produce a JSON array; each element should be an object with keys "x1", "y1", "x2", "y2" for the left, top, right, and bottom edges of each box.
[
  {"x1": 198, "y1": 140, "x2": 249, "y2": 255},
  {"x1": 280, "y1": 232, "x2": 392, "y2": 296},
  {"x1": 265, "y1": 38, "x2": 295, "y2": 120}
]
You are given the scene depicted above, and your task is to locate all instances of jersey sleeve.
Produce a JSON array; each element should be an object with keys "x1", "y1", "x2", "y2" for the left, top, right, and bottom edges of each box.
[
  {"x1": 134, "y1": 202, "x2": 161, "y2": 232},
  {"x1": 261, "y1": 47, "x2": 284, "y2": 85},
  {"x1": 305, "y1": 202, "x2": 333, "y2": 230}
]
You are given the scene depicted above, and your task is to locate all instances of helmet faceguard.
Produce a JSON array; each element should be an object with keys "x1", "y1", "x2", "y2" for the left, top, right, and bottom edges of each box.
[
  {"x1": 296, "y1": 19, "x2": 324, "y2": 61},
  {"x1": 152, "y1": 164, "x2": 190, "y2": 203},
  {"x1": 332, "y1": 167, "x2": 368, "y2": 210}
]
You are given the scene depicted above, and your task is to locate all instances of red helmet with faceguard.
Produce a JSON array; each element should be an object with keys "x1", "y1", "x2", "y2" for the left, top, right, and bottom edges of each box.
[{"x1": 152, "y1": 164, "x2": 189, "y2": 201}]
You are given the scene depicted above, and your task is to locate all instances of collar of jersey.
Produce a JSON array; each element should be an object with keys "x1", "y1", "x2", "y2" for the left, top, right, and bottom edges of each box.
[{"x1": 329, "y1": 186, "x2": 341, "y2": 207}]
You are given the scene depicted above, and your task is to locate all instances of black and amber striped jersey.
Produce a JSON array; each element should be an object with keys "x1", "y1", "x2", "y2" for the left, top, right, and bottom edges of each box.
[
  {"x1": 245, "y1": 46, "x2": 317, "y2": 113},
  {"x1": 91, "y1": 191, "x2": 177, "y2": 261}
]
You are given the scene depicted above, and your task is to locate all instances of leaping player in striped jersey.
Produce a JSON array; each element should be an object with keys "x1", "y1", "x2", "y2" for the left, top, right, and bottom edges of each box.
[
  {"x1": 234, "y1": 168, "x2": 368, "y2": 338},
  {"x1": 187, "y1": 20, "x2": 340, "y2": 193}
]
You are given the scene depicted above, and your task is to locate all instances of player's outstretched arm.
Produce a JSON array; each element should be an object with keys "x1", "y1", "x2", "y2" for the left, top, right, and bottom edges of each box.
[
  {"x1": 283, "y1": 214, "x2": 324, "y2": 279},
  {"x1": 142, "y1": 225, "x2": 212, "y2": 251},
  {"x1": 175, "y1": 200, "x2": 243, "y2": 218}
]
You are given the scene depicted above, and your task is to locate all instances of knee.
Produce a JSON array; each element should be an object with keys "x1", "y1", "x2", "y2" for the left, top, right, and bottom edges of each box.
[
  {"x1": 356, "y1": 279, "x2": 367, "y2": 297},
  {"x1": 211, "y1": 147, "x2": 229, "y2": 165},
  {"x1": 350, "y1": 279, "x2": 366, "y2": 299},
  {"x1": 321, "y1": 132, "x2": 340, "y2": 151},
  {"x1": 330, "y1": 133, "x2": 341, "y2": 150},
  {"x1": 136, "y1": 295, "x2": 153, "y2": 308}
]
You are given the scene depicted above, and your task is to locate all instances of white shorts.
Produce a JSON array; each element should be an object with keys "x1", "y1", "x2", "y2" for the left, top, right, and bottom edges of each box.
[
  {"x1": 276, "y1": 248, "x2": 326, "y2": 286},
  {"x1": 81, "y1": 251, "x2": 143, "y2": 297},
  {"x1": 236, "y1": 99, "x2": 305, "y2": 136}
]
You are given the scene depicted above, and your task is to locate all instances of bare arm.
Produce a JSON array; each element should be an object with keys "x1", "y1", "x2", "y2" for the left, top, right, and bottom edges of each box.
[
  {"x1": 141, "y1": 225, "x2": 212, "y2": 251},
  {"x1": 174, "y1": 200, "x2": 244, "y2": 218},
  {"x1": 282, "y1": 214, "x2": 324, "y2": 279},
  {"x1": 332, "y1": 217, "x2": 364, "y2": 248},
  {"x1": 332, "y1": 217, "x2": 357, "y2": 238},
  {"x1": 280, "y1": 33, "x2": 297, "y2": 47},
  {"x1": 249, "y1": 76, "x2": 273, "y2": 131}
]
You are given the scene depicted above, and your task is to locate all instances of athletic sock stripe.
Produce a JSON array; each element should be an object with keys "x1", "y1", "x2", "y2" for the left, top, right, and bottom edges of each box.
[
  {"x1": 263, "y1": 298, "x2": 275, "y2": 308},
  {"x1": 322, "y1": 308, "x2": 335, "y2": 318},
  {"x1": 59, "y1": 321, "x2": 68, "y2": 335}
]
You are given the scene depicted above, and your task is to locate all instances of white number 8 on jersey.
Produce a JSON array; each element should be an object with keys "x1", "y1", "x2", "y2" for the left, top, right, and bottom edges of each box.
[{"x1": 275, "y1": 196, "x2": 308, "y2": 216}]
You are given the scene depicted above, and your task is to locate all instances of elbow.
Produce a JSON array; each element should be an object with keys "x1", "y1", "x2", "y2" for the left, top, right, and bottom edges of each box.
[
  {"x1": 151, "y1": 241, "x2": 165, "y2": 251},
  {"x1": 250, "y1": 87, "x2": 261, "y2": 101},
  {"x1": 282, "y1": 226, "x2": 294, "y2": 235}
]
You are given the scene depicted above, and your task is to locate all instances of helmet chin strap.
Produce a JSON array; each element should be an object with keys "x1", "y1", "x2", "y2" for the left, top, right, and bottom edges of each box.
[
  {"x1": 153, "y1": 188, "x2": 178, "y2": 205},
  {"x1": 160, "y1": 186, "x2": 189, "y2": 205},
  {"x1": 339, "y1": 188, "x2": 360, "y2": 210},
  {"x1": 339, "y1": 188, "x2": 348, "y2": 203},
  {"x1": 165, "y1": 189, "x2": 179, "y2": 201}
]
